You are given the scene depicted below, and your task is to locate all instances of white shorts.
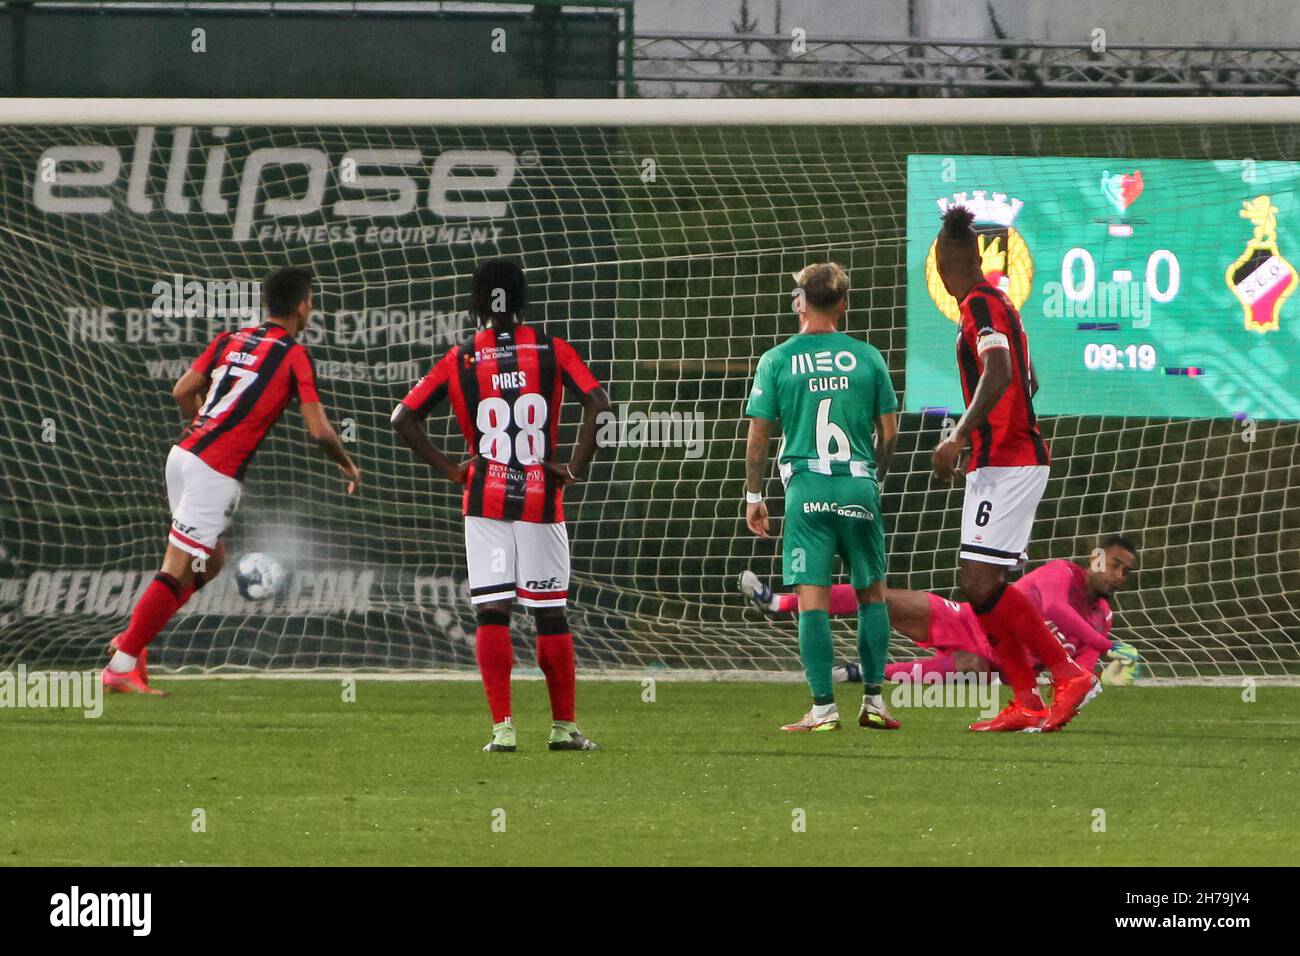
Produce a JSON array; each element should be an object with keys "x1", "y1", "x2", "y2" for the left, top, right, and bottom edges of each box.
[
  {"x1": 960, "y1": 465, "x2": 1049, "y2": 567},
  {"x1": 464, "y1": 516, "x2": 570, "y2": 608},
  {"x1": 165, "y1": 446, "x2": 242, "y2": 559}
]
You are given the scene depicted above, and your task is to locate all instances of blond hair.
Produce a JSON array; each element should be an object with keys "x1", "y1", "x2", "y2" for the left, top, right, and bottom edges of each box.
[{"x1": 792, "y1": 262, "x2": 849, "y2": 310}]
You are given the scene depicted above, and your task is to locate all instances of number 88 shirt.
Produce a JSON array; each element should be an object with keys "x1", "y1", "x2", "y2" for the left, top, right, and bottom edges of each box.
[{"x1": 398, "y1": 323, "x2": 602, "y2": 607}]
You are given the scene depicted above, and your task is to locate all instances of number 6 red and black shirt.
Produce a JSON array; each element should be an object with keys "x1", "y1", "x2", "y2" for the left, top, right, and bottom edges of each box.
[
  {"x1": 400, "y1": 323, "x2": 601, "y2": 524},
  {"x1": 956, "y1": 282, "x2": 1050, "y2": 473},
  {"x1": 178, "y1": 323, "x2": 320, "y2": 481}
]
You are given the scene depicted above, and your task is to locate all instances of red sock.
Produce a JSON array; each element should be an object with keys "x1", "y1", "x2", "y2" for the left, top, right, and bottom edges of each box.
[
  {"x1": 973, "y1": 586, "x2": 1045, "y2": 710},
  {"x1": 475, "y1": 624, "x2": 514, "y2": 723},
  {"x1": 996, "y1": 637, "x2": 1045, "y2": 710},
  {"x1": 115, "y1": 573, "x2": 192, "y2": 657},
  {"x1": 775, "y1": 592, "x2": 798, "y2": 613},
  {"x1": 536, "y1": 632, "x2": 576, "y2": 722},
  {"x1": 982, "y1": 584, "x2": 1082, "y2": 683},
  {"x1": 885, "y1": 654, "x2": 958, "y2": 682}
]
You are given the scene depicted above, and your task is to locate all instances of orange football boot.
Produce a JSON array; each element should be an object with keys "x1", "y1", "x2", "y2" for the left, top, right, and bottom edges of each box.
[
  {"x1": 1042, "y1": 671, "x2": 1102, "y2": 733},
  {"x1": 969, "y1": 701, "x2": 1046, "y2": 733}
]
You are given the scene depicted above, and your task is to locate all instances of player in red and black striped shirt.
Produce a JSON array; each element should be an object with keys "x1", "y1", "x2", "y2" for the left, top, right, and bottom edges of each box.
[
  {"x1": 954, "y1": 285, "x2": 1050, "y2": 474},
  {"x1": 392, "y1": 259, "x2": 611, "y2": 753},
  {"x1": 930, "y1": 206, "x2": 1098, "y2": 732},
  {"x1": 178, "y1": 320, "x2": 321, "y2": 482},
  {"x1": 104, "y1": 268, "x2": 359, "y2": 694}
]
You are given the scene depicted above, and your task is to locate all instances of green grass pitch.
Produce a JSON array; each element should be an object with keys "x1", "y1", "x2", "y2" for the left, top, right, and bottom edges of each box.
[{"x1": 5, "y1": 680, "x2": 1298, "y2": 866}]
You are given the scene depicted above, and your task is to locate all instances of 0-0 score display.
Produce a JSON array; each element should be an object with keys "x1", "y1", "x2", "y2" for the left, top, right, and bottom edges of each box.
[{"x1": 1061, "y1": 245, "x2": 1176, "y2": 376}]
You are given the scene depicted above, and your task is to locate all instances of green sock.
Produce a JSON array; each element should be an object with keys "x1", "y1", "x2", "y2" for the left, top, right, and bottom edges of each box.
[
  {"x1": 857, "y1": 601, "x2": 891, "y2": 689},
  {"x1": 798, "y1": 609, "x2": 836, "y2": 705}
]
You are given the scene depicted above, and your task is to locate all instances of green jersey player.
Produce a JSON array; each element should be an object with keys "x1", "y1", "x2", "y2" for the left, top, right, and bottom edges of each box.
[{"x1": 744, "y1": 263, "x2": 899, "y2": 733}]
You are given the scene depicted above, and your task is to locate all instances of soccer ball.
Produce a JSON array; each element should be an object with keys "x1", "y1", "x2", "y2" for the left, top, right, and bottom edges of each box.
[{"x1": 235, "y1": 552, "x2": 284, "y2": 601}]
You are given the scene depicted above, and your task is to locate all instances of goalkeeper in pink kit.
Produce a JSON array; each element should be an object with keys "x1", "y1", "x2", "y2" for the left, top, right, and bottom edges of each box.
[{"x1": 742, "y1": 535, "x2": 1139, "y2": 685}]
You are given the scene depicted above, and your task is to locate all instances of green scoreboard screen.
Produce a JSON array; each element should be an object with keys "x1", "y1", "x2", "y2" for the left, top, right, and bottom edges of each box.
[{"x1": 905, "y1": 154, "x2": 1300, "y2": 420}]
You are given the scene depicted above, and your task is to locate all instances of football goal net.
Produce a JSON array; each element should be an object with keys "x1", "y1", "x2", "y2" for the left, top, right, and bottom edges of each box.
[{"x1": 0, "y1": 97, "x2": 1296, "y2": 682}]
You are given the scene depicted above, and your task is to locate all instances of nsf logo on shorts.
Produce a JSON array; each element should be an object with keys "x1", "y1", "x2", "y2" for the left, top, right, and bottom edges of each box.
[
  {"x1": 524, "y1": 576, "x2": 563, "y2": 591},
  {"x1": 803, "y1": 501, "x2": 873, "y2": 520}
]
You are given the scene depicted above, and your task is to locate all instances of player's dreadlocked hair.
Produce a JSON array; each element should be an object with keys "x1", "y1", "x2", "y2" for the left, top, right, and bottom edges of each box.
[
  {"x1": 939, "y1": 205, "x2": 977, "y2": 245},
  {"x1": 471, "y1": 258, "x2": 528, "y2": 328}
]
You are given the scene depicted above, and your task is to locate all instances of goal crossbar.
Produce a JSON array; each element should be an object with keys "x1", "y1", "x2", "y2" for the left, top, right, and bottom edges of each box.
[{"x1": 2, "y1": 96, "x2": 1298, "y2": 127}]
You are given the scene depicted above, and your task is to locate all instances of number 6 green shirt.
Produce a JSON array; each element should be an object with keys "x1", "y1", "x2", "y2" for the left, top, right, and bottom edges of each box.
[{"x1": 745, "y1": 330, "x2": 897, "y2": 485}]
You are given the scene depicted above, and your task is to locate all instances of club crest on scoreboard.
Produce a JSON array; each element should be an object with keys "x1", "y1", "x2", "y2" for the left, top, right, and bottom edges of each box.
[
  {"x1": 1225, "y1": 194, "x2": 1297, "y2": 335},
  {"x1": 925, "y1": 191, "x2": 1033, "y2": 323},
  {"x1": 1098, "y1": 169, "x2": 1145, "y2": 236},
  {"x1": 1100, "y1": 169, "x2": 1144, "y2": 215}
]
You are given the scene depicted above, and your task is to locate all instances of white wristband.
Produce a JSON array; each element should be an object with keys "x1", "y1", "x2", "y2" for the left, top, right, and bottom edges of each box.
[{"x1": 745, "y1": 490, "x2": 763, "y2": 505}]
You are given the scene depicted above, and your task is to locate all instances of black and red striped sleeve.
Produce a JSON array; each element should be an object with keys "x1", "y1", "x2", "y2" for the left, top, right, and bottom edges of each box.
[
  {"x1": 190, "y1": 332, "x2": 231, "y2": 377},
  {"x1": 400, "y1": 348, "x2": 456, "y2": 418},
  {"x1": 553, "y1": 337, "x2": 601, "y2": 395},
  {"x1": 966, "y1": 292, "x2": 1011, "y2": 359},
  {"x1": 289, "y1": 345, "x2": 321, "y2": 405}
]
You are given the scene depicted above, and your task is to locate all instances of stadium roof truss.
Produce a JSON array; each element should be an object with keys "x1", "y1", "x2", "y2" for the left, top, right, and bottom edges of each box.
[{"x1": 632, "y1": 33, "x2": 1300, "y2": 96}]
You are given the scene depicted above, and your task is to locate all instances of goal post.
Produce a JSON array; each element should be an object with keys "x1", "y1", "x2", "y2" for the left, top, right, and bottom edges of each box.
[{"x1": 0, "y1": 97, "x2": 1296, "y2": 681}]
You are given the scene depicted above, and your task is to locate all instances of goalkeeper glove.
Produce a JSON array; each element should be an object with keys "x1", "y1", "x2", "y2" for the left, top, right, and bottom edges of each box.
[
  {"x1": 1106, "y1": 641, "x2": 1140, "y2": 663},
  {"x1": 1102, "y1": 641, "x2": 1142, "y2": 686}
]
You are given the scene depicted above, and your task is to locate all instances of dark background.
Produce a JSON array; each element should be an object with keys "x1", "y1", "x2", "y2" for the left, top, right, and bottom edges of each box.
[{"x1": 0, "y1": 4, "x2": 620, "y2": 98}]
